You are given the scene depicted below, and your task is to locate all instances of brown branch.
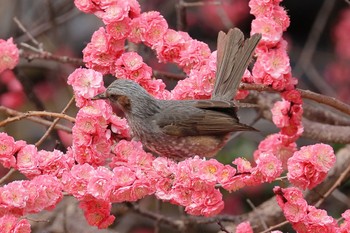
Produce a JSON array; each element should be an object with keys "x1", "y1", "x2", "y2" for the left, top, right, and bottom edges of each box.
[
  {"x1": 35, "y1": 96, "x2": 75, "y2": 147},
  {"x1": 240, "y1": 83, "x2": 350, "y2": 116},
  {"x1": 20, "y1": 50, "x2": 84, "y2": 66},
  {"x1": 314, "y1": 159, "x2": 350, "y2": 207},
  {"x1": 0, "y1": 168, "x2": 16, "y2": 185},
  {"x1": 0, "y1": 106, "x2": 73, "y2": 133},
  {"x1": 252, "y1": 92, "x2": 350, "y2": 144},
  {"x1": 16, "y1": 7, "x2": 81, "y2": 44},
  {"x1": 0, "y1": 111, "x2": 75, "y2": 127},
  {"x1": 302, "y1": 103, "x2": 350, "y2": 126},
  {"x1": 128, "y1": 202, "x2": 185, "y2": 231},
  {"x1": 302, "y1": 118, "x2": 350, "y2": 144}
]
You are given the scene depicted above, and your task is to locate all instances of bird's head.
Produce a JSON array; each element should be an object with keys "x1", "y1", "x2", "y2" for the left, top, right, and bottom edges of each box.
[{"x1": 92, "y1": 79, "x2": 159, "y2": 117}]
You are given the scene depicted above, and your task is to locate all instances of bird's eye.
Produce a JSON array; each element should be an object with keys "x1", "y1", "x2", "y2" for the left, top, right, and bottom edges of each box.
[{"x1": 108, "y1": 94, "x2": 119, "y2": 102}]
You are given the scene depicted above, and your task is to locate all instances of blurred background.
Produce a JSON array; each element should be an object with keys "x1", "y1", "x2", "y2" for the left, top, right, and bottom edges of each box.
[{"x1": 0, "y1": 0, "x2": 350, "y2": 232}]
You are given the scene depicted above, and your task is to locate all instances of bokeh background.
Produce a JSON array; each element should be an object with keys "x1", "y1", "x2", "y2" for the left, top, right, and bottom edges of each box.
[{"x1": 0, "y1": 0, "x2": 350, "y2": 232}]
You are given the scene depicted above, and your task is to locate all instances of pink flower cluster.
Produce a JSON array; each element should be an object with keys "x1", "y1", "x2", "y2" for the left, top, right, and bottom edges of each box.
[
  {"x1": 67, "y1": 68, "x2": 106, "y2": 107},
  {"x1": 0, "y1": 132, "x2": 25, "y2": 168},
  {"x1": 83, "y1": 27, "x2": 125, "y2": 75},
  {"x1": 0, "y1": 38, "x2": 19, "y2": 73},
  {"x1": 250, "y1": 0, "x2": 303, "y2": 170},
  {"x1": 274, "y1": 187, "x2": 340, "y2": 232},
  {"x1": 74, "y1": 0, "x2": 246, "y2": 101},
  {"x1": 109, "y1": 141, "x2": 227, "y2": 217},
  {"x1": 72, "y1": 101, "x2": 129, "y2": 166},
  {"x1": 223, "y1": 153, "x2": 282, "y2": 192},
  {"x1": 287, "y1": 144, "x2": 336, "y2": 190},
  {"x1": 0, "y1": 214, "x2": 31, "y2": 233},
  {"x1": 340, "y1": 210, "x2": 350, "y2": 232},
  {"x1": 114, "y1": 52, "x2": 170, "y2": 99},
  {"x1": 0, "y1": 175, "x2": 63, "y2": 217}
]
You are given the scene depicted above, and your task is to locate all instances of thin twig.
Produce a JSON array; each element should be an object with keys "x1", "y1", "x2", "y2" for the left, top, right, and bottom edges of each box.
[
  {"x1": 259, "y1": 220, "x2": 289, "y2": 233},
  {"x1": 314, "y1": 163, "x2": 350, "y2": 207},
  {"x1": 129, "y1": 203, "x2": 185, "y2": 231},
  {"x1": 35, "y1": 96, "x2": 75, "y2": 147},
  {"x1": 0, "y1": 106, "x2": 72, "y2": 133},
  {"x1": 217, "y1": 220, "x2": 230, "y2": 233},
  {"x1": 182, "y1": 0, "x2": 221, "y2": 7},
  {"x1": 176, "y1": 0, "x2": 187, "y2": 31},
  {"x1": 0, "y1": 109, "x2": 75, "y2": 128},
  {"x1": 20, "y1": 49, "x2": 84, "y2": 66},
  {"x1": 16, "y1": 7, "x2": 81, "y2": 43},
  {"x1": 0, "y1": 169, "x2": 16, "y2": 185},
  {"x1": 246, "y1": 199, "x2": 268, "y2": 231},
  {"x1": 13, "y1": 17, "x2": 42, "y2": 50}
]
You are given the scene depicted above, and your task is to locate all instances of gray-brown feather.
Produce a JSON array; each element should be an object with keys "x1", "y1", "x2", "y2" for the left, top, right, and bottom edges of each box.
[{"x1": 212, "y1": 28, "x2": 261, "y2": 101}]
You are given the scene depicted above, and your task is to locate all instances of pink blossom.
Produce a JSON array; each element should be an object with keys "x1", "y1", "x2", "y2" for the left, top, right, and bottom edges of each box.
[
  {"x1": 82, "y1": 28, "x2": 125, "y2": 75},
  {"x1": 16, "y1": 144, "x2": 41, "y2": 179},
  {"x1": 287, "y1": 144, "x2": 335, "y2": 190},
  {"x1": 62, "y1": 163, "x2": 96, "y2": 199},
  {"x1": 197, "y1": 159, "x2": 223, "y2": 182},
  {"x1": 87, "y1": 166, "x2": 114, "y2": 200},
  {"x1": 155, "y1": 29, "x2": 189, "y2": 64},
  {"x1": 305, "y1": 206, "x2": 338, "y2": 233},
  {"x1": 249, "y1": 0, "x2": 274, "y2": 17},
  {"x1": 178, "y1": 40, "x2": 211, "y2": 73},
  {"x1": 112, "y1": 166, "x2": 136, "y2": 186},
  {"x1": 109, "y1": 115, "x2": 130, "y2": 138},
  {"x1": 67, "y1": 68, "x2": 105, "y2": 107},
  {"x1": 185, "y1": 188, "x2": 224, "y2": 217},
  {"x1": 129, "y1": 11, "x2": 168, "y2": 46},
  {"x1": 233, "y1": 157, "x2": 252, "y2": 173},
  {"x1": 0, "y1": 38, "x2": 19, "y2": 73},
  {"x1": 282, "y1": 89, "x2": 302, "y2": 104},
  {"x1": 274, "y1": 186, "x2": 308, "y2": 222},
  {"x1": 114, "y1": 52, "x2": 153, "y2": 84},
  {"x1": 340, "y1": 210, "x2": 350, "y2": 232},
  {"x1": 79, "y1": 198, "x2": 115, "y2": 229},
  {"x1": 259, "y1": 45, "x2": 290, "y2": 79},
  {"x1": 251, "y1": 17, "x2": 283, "y2": 46},
  {"x1": 172, "y1": 65, "x2": 215, "y2": 100},
  {"x1": 139, "y1": 78, "x2": 170, "y2": 99},
  {"x1": 26, "y1": 175, "x2": 63, "y2": 212},
  {"x1": 0, "y1": 132, "x2": 17, "y2": 168},
  {"x1": 253, "y1": 152, "x2": 283, "y2": 182},
  {"x1": 0, "y1": 181, "x2": 29, "y2": 209},
  {"x1": 74, "y1": 0, "x2": 98, "y2": 13},
  {"x1": 106, "y1": 17, "x2": 131, "y2": 40},
  {"x1": 254, "y1": 133, "x2": 297, "y2": 169},
  {"x1": 95, "y1": 1, "x2": 138, "y2": 24},
  {"x1": 271, "y1": 100, "x2": 291, "y2": 128},
  {"x1": 216, "y1": 164, "x2": 237, "y2": 185},
  {"x1": 0, "y1": 215, "x2": 31, "y2": 233},
  {"x1": 236, "y1": 221, "x2": 253, "y2": 233},
  {"x1": 37, "y1": 149, "x2": 74, "y2": 178}
]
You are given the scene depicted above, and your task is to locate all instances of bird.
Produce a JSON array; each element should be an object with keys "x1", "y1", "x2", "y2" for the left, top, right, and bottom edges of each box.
[{"x1": 93, "y1": 28, "x2": 261, "y2": 160}]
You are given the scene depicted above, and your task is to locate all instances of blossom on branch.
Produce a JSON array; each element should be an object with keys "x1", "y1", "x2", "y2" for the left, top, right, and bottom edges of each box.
[{"x1": 0, "y1": 38, "x2": 19, "y2": 73}]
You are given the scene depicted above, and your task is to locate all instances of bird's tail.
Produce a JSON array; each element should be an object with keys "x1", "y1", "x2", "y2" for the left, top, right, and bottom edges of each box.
[{"x1": 212, "y1": 28, "x2": 261, "y2": 101}]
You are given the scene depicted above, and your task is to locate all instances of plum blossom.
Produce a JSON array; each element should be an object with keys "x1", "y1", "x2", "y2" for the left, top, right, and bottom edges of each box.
[{"x1": 0, "y1": 38, "x2": 19, "y2": 73}]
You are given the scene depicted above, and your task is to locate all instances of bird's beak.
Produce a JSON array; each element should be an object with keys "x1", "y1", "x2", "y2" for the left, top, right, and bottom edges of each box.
[{"x1": 91, "y1": 92, "x2": 108, "y2": 100}]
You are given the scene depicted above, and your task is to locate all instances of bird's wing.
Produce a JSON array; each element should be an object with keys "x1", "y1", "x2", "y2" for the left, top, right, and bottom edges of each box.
[
  {"x1": 154, "y1": 100, "x2": 256, "y2": 137},
  {"x1": 212, "y1": 28, "x2": 261, "y2": 101}
]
